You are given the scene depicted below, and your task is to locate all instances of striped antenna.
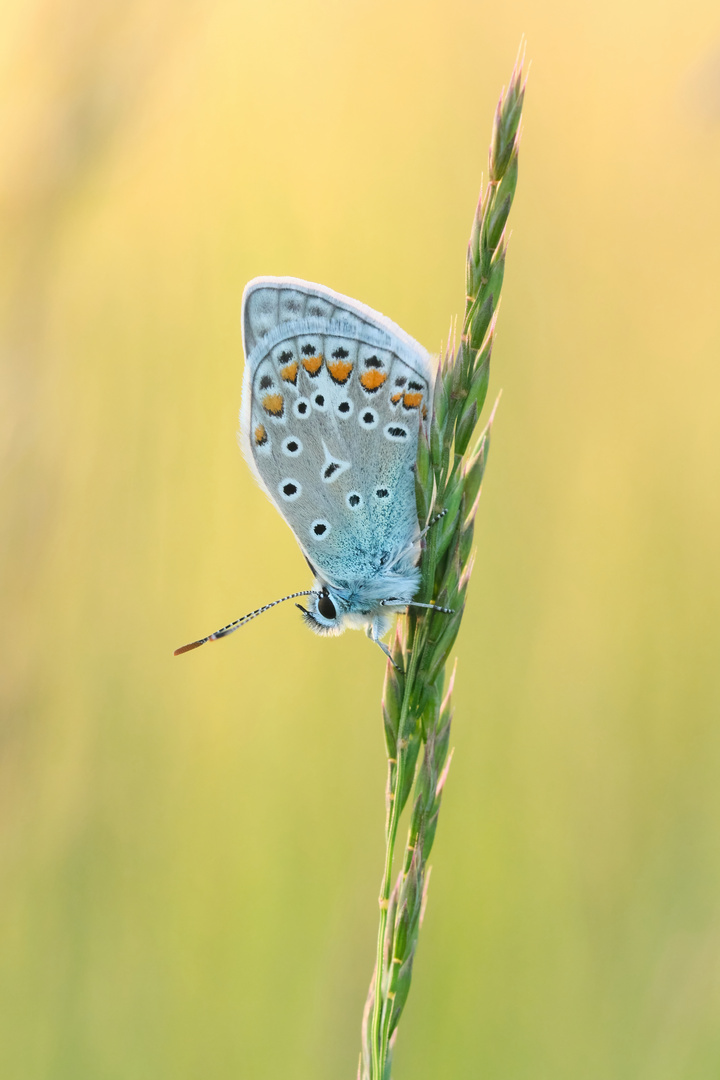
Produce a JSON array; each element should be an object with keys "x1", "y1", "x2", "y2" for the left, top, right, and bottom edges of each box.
[{"x1": 173, "y1": 591, "x2": 315, "y2": 656}]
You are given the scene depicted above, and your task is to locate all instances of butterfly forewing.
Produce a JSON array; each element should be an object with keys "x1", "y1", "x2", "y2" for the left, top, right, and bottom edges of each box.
[{"x1": 240, "y1": 278, "x2": 433, "y2": 588}]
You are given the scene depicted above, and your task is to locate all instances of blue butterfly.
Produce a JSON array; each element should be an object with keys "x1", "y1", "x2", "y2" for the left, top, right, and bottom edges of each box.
[{"x1": 175, "y1": 277, "x2": 451, "y2": 662}]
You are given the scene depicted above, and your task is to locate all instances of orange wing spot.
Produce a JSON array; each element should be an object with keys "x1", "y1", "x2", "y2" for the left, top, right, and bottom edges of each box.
[
  {"x1": 403, "y1": 391, "x2": 423, "y2": 410},
  {"x1": 301, "y1": 354, "x2": 323, "y2": 375},
  {"x1": 254, "y1": 424, "x2": 267, "y2": 446},
  {"x1": 360, "y1": 369, "x2": 387, "y2": 392},
  {"x1": 262, "y1": 393, "x2": 284, "y2": 417},
  {"x1": 391, "y1": 392, "x2": 402, "y2": 404},
  {"x1": 422, "y1": 404, "x2": 428, "y2": 420},
  {"x1": 280, "y1": 360, "x2": 298, "y2": 384},
  {"x1": 327, "y1": 358, "x2": 353, "y2": 384}
]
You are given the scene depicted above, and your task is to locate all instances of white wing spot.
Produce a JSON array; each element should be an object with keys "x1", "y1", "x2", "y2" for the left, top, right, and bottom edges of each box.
[
  {"x1": 293, "y1": 397, "x2": 311, "y2": 419},
  {"x1": 320, "y1": 441, "x2": 351, "y2": 484},
  {"x1": 335, "y1": 398, "x2": 354, "y2": 418}
]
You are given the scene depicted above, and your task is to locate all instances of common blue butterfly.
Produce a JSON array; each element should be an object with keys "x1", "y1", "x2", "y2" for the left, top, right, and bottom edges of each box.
[{"x1": 175, "y1": 277, "x2": 451, "y2": 662}]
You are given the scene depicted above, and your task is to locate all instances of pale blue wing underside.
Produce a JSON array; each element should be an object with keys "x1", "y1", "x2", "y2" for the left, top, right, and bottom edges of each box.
[{"x1": 239, "y1": 277, "x2": 434, "y2": 588}]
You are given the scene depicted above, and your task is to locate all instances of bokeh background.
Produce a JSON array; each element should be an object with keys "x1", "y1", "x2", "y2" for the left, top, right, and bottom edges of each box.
[{"x1": 2, "y1": 1, "x2": 720, "y2": 1077}]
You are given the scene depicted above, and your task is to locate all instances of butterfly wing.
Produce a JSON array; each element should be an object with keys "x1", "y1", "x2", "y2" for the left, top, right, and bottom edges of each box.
[{"x1": 239, "y1": 277, "x2": 434, "y2": 588}]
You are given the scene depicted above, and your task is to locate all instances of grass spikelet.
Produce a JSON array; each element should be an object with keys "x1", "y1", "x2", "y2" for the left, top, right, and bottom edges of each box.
[{"x1": 359, "y1": 46, "x2": 527, "y2": 1080}]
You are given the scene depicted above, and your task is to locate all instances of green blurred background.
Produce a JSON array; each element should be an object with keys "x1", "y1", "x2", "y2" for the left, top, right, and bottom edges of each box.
[{"x1": 2, "y1": 1, "x2": 719, "y2": 1077}]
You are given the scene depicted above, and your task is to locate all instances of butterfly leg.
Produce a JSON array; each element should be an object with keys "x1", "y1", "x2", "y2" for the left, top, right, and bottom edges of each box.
[
  {"x1": 376, "y1": 638, "x2": 402, "y2": 670},
  {"x1": 367, "y1": 620, "x2": 402, "y2": 671},
  {"x1": 418, "y1": 507, "x2": 448, "y2": 541},
  {"x1": 384, "y1": 509, "x2": 449, "y2": 573}
]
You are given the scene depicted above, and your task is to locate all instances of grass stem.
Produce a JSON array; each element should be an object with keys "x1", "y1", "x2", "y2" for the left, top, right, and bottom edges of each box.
[{"x1": 358, "y1": 44, "x2": 527, "y2": 1080}]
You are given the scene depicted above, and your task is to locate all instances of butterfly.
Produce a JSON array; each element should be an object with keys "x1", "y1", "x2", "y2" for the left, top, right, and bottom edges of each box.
[{"x1": 175, "y1": 277, "x2": 452, "y2": 663}]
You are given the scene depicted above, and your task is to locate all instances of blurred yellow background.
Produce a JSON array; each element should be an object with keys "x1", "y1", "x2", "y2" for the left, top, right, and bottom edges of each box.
[{"x1": 2, "y1": 1, "x2": 719, "y2": 1077}]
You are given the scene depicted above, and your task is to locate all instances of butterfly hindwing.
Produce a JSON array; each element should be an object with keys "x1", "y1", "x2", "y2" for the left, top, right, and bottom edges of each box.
[{"x1": 239, "y1": 278, "x2": 433, "y2": 587}]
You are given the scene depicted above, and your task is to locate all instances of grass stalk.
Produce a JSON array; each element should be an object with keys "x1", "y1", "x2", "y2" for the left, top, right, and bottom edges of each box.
[{"x1": 359, "y1": 47, "x2": 527, "y2": 1080}]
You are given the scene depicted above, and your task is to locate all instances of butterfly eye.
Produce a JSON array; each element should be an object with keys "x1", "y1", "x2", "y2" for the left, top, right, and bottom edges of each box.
[{"x1": 317, "y1": 590, "x2": 336, "y2": 620}]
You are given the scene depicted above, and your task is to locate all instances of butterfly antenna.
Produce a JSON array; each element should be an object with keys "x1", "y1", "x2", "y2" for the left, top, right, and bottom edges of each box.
[{"x1": 173, "y1": 591, "x2": 315, "y2": 655}]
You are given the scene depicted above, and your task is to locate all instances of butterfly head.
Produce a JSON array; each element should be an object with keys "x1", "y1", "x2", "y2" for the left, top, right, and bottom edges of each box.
[
  {"x1": 295, "y1": 561, "x2": 418, "y2": 640},
  {"x1": 295, "y1": 584, "x2": 350, "y2": 637}
]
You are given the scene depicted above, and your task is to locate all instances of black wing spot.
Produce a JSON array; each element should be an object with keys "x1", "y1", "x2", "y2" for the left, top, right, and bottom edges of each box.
[
  {"x1": 314, "y1": 394, "x2": 325, "y2": 407},
  {"x1": 278, "y1": 478, "x2": 302, "y2": 502},
  {"x1": 347, "y1": 492, "x2": 361, "y2": 508},
  {"x1": 323, "y1": 462, "x2": 340, "y2": 480},
  {"x1": 338, "y1": 401, "x2": 350, "y2": 413},
  {"x1": 259, "y1": 374, "x2": 273, "y2": 389},
  {"x1": 332, "y1": 346, "x2": 349, "y2": 359},
  {"x1": 301, "y1": 343, "x2": 316, "y2": 356},
  {"x1": 376, "y1": 488, "x2": 389, "y2": 498},
  {"x1": 297, "y1": 401, "x2": 308, "y2": 414},
  {"x1": 408, "y1": 380, "x2": 423, "y2": 390},
  {"x1": 282, "y1": 435, "x2": 304, "y2": 456},
  {"x1": 394, "y1": 376, "x2": 407, "y2": 386},
  {"x1": 364, "y1": 354, "x2": 382, "y2": 368},
  {"x1": 387, "y1": 426, "x2": 407, "y2": 438},
  {"x1": 279, "y1": 350, "x2": 293, "y2": 363},
  {"x1": 363, "y1": 411, "x2": 375, "y2": 424}
]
